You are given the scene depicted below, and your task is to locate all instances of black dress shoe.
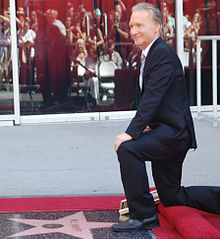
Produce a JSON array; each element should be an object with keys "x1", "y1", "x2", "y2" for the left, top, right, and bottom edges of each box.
[
  {"x1": 111, "y1": 219, "x2": 144, "y2": 232},
  {"x1": 142, "y1": 215, "x2": 160, "y2": 230},
  {"x1": 111, "y1": 216, "x2": 159, "y2": 232}
]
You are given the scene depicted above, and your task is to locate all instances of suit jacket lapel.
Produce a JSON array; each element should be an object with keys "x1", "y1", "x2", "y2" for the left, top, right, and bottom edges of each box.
[
  {"x1": 141, "y1": 37, "x2": 163, "y2": 93},
  {"x1": 144, "y1": 37, "x2": 162, "y2": 69}
]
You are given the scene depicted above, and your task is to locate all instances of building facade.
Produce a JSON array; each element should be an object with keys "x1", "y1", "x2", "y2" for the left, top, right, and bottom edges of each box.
[{"x1": 0, "y1": 0, "x2": 219, "y2": 125}]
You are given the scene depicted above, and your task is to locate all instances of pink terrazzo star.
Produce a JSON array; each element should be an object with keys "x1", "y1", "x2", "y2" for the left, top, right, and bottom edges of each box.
[{"x1": 8, "y1": 211, "x2": 114, "y2": 239}]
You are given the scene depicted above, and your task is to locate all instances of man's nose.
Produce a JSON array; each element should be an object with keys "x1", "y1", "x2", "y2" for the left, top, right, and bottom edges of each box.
[{"x1": 130, "y1": 27, "x2": 137, "y2": 36}]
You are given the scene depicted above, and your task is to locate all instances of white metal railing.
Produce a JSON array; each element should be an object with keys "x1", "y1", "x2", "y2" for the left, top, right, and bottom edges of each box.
[
  {"x1": 196, "y1": 36, "x2": 220, "y2": 127},
  {"x1": 9, "y1": 0, "x2": 21, "y2": 125},
  {"x1": 176, "y1": 0, "x2": 184, "y2": 67}
]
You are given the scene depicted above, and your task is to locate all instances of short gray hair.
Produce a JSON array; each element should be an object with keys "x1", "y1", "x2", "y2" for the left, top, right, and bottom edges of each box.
[{"x1": 132, "y1": 2, "x2": 164, "y2": 38}]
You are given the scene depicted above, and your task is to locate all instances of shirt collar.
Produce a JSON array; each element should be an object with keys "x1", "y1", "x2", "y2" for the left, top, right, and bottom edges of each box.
[{"x1": 142, "y1": 37, "x2": 159, "y2": 58}]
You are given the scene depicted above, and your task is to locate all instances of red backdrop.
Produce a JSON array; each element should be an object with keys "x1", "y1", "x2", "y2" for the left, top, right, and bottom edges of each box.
[{"x1": 1, "y1": 0, "x2": 219, "y2": 37}]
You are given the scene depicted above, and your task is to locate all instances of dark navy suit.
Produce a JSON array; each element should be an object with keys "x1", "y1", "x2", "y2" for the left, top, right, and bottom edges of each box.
[{"x1": 117, "y1": 37, "x2": 220, "y2": 220}]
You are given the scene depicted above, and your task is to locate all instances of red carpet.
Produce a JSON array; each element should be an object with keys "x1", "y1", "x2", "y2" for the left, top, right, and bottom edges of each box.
[
  {"x1": 0, "y1": 196, "x2": 125, "y2": 213},
  {"x1": 0, "y1": 196, "x2": 220, "y2": 238},
  {"x1": 156, "y1": 204, "x2": 220, "y2": 239}
]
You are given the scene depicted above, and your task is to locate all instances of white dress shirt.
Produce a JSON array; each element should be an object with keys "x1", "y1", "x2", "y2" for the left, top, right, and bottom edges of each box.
[{"x1": 139, "y1": 37, "x2": 158, "y2": 91}]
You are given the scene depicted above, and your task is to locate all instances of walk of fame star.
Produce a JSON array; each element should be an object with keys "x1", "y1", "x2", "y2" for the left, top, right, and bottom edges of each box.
[{"x1": 8, "y1": 211, "x2": 114, "y2": 239}]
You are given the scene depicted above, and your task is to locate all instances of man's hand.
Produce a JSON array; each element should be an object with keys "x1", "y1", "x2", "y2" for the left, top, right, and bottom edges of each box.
[
  {"x1": 143, "y1": 126, "x2": 151, "y2": 133},
  {"x1": 114, "y1": 133, "x2": 133, "y2": 152}
]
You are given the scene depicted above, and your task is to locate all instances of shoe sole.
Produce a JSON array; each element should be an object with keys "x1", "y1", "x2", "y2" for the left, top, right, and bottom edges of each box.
[
  {"x1": 112, "y1": 223, "x2": 159, "y2": 232},
  {"x1": 143, "y1": 223, "x2": 160, "y2": 230},
  {"x1": 111, "y1": 226, "x2": 142, "y2": 232}
]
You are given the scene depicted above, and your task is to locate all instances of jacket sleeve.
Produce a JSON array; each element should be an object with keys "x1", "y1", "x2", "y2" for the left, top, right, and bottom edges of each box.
[{"x1": 126, "y1": 45, "x2": 179, "y2": 139}]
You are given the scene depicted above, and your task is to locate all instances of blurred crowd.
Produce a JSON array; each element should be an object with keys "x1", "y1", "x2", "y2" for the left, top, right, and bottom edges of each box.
[
  {"x1": 0, "y1": 1, "x2": 203, "y2": 106},
  {"x1": 162, "y1": 3, "x2": 203, "y2": 66}
]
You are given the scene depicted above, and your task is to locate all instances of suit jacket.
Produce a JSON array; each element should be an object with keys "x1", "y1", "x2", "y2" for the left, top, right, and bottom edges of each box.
[{"x1": 126, "y1": 37, "x2": 197, "y2": 150}]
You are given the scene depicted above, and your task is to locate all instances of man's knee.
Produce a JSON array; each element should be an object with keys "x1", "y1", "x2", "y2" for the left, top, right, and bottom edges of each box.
[
  {"x1": 160, "y1": 197, "x2": 175, "y2": 207},
  {"x1": 158, "y1": 189, "x2": 179, "y2": 207},
  {"x1": 117, "y1": 142, "x2": 132, "y2": 162},
  {"x1": 117, "y1": 142, "x2": 129, "y2": 158}
]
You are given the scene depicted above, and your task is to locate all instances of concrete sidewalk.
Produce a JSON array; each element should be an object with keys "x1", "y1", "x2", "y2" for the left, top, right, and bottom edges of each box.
[{"x1": 0, "y1": 116, "x2": 220, "y2": 198}]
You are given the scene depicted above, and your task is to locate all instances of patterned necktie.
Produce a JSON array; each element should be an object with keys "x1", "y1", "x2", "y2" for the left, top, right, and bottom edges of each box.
[{"x1": 139, "y1": 53, "x2": 146, "y2": 91}]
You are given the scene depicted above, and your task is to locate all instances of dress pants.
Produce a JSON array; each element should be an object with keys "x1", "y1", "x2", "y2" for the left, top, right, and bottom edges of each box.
[{"x1": 117, "y1": 130, "x2": 220, "y2": 220}]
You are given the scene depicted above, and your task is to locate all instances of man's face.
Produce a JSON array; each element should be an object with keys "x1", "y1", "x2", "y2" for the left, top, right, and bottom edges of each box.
[
  {"x1": 129, "y1": 9, "x2": 160, "y2": 49},
  {"x1": 46, "y1": 10, "x2": 56, "y2": 24}
]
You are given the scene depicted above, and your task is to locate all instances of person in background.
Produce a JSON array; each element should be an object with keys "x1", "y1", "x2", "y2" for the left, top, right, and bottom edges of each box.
[
  {"x1": 16, "y1": 7, "x2": 26, "y2": 31},
  {"x1": 0, "y1": 9, "x2": 12, "y2": 85},
  {"x1": 99, "y1": 40, "x2": 123, "y2": 69},
  {"x1": 65, "y1": 16, "x2": 74, "y2": 45},
  {"x1": 71, "y1": 37, "x2": 87, "y2": 73},
  {"x1": 114, "y1": 5, "x2": 129, "y2": 65},
  {"x1": 74, "y1": 22, "x2": 86, "y2": 42},
  {"x1": 44, "y1": 9, "x2": 67, "y2": 105},
  {"x1": 162, "y1": 3, "x2": 175, "y2": 46},
  {"x1": 18, "y1": 20, "x2": 36, "y2": 86},
  {"x1": 30, "y1": 10, "x2": 38, "y2": 33},
  {"x1": 84, "y1": 10, "x2": 104, "y2": 57},
  {"x1": 84, "y1": 44, "x2": 99, "y2": 108},
  {"x1": 115, "y1": 0, "x2": 128, "y2": 23}
]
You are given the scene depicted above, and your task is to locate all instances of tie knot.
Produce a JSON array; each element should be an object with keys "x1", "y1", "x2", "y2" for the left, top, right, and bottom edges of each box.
[{"x1": 140, "y1": 53, "x2": 145, "y2": 65}]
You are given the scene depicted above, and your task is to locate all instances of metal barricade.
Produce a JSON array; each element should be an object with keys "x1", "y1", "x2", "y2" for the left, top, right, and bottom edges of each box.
[{"x1": 196, "y1": 36, "x2": 220, "y2": 127}]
